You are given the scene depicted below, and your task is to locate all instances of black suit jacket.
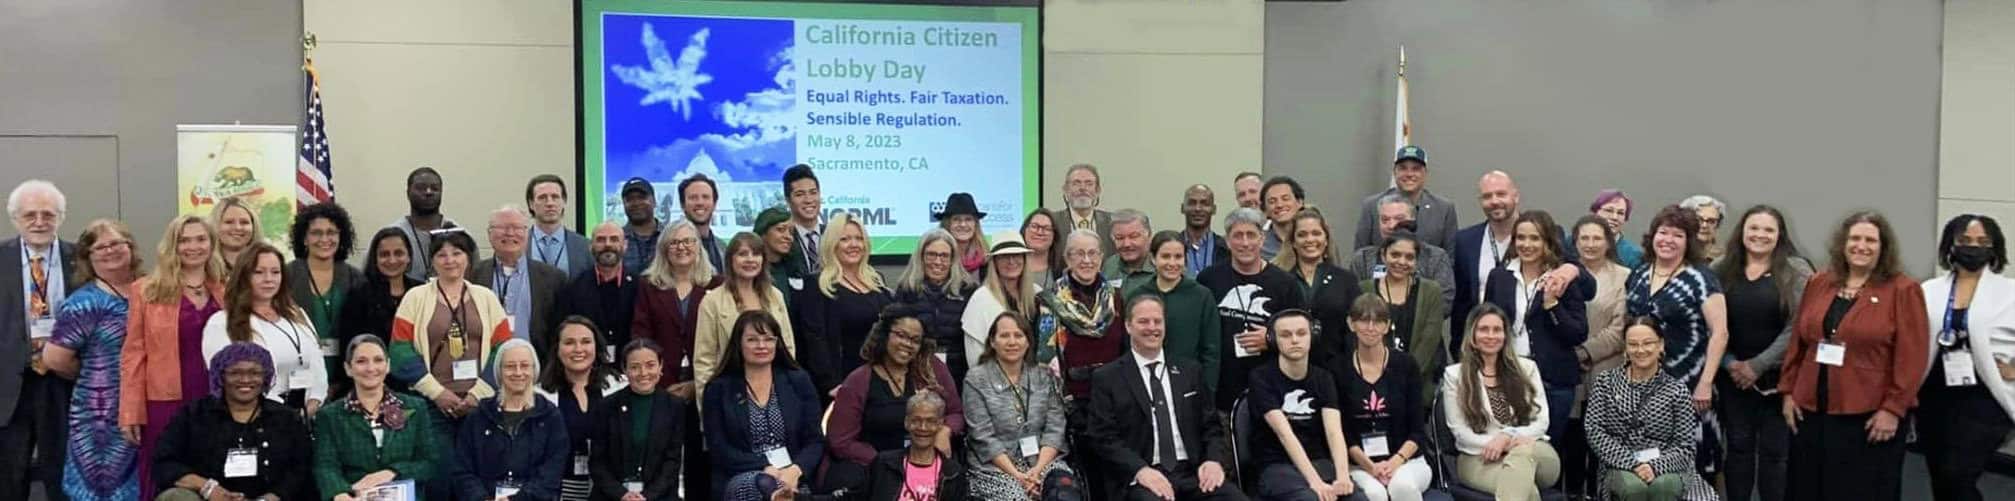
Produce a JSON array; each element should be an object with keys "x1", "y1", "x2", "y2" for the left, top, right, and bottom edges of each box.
[
  {"x1": 1085, "y1": 352, "x2": 1229, "y2": 482},
  {"x1": 555, "y1": 270, "x2": 639, "y2": 364},
  {"x1": 1447, "y1": 222, "x2": 1592, "y2": 352},
  {"x1": 0, "y1": 237, "x2": 75, "y2": 427},
  {"x1": 471, "y1": 257, "x2": 566, "y2": 354},
  {"x1": 589, "y1": 391, "x2": 686, "y2": 501},
  {"x1": 1482, "y1": 268, "x2": 1590, "y2": 388}
]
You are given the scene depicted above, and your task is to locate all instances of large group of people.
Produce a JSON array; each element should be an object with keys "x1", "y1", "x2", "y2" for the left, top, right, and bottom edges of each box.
[{"x1": 1, "y1": 144, "x2": 2010, "y2": 501}]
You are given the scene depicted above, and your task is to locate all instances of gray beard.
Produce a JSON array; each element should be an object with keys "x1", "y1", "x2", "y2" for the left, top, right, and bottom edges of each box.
[{"x1": 1066, "y1": 196, "x2": 1097, "y2": 211}]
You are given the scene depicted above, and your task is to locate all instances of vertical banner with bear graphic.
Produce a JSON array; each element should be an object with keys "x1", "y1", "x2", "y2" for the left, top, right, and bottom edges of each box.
[
  {"x1": 579, "y1": 0, "x2": 1041, "y2": 255},
  {"x1": 176, "y1": 124, "x2": 299, "y2": 258}
]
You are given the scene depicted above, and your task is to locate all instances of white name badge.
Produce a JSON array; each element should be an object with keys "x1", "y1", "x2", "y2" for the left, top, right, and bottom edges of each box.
[
  {"x1": 764, "y1": 447, "x2": 792, "y2": 468},
  {"x1": 319, "y1": 337, "x2": 339, "y2": 356},
  {"x1": 624, "y1": 481, "x2": 644, "y2": 493},
  {"x1": 788, "y1": 277, "x2": 805, "y2": 290},
  {"x1": 1362, "y1": 433, "x2": 1390, "y2": 458},
  {"x1": 681, "y1": 355, "x2": 692, "y2": 368},
  {"x1": 936, "y1": 352, "x2": 948, "y2": 363},
  {"x1": 289, "y1": 369, "x2": 313, "y2": 390},
  {"x1": 1633, "y1": 448, "x2": 1661, "y2": 464},
  {"x1": 29, "y1": 318, "x2": 53, "y2": 339},
  {"x1": 1019, "y1": 435, "x2": 1041, "y2": 457},
  {"x1": 604, "y1": 345, "x2": 616, "y2": 364},
  {"x1": 505, "y1": 315, "x2": 518, "y2": 332},
  {"x1": 573, "y1": 454, "x2": 590, "y2": 475},
  {"x1": 224, "y1": 448, "x2": 259, "y2": 478},
  {"x1": 453, "y1": 359, "x2": 480, "y2": 381},
  {"x1": 1371, "y1": 264, "x2": 1388, "y2": 281},
  {"x1": 1816, "y1": 341, "x2": 1846, "y2": 367},
  {"x1": 495, "y1": 481, "x2": 521, "y2": 499},
  {"x1": 1945, "y1": 350, "x2": 1979, "y2": 387}
]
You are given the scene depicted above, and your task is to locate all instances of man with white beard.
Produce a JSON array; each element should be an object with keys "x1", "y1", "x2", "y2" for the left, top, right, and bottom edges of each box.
[{"x1": 1053, "y1": 163, "x2": 1116, "y2": 254}]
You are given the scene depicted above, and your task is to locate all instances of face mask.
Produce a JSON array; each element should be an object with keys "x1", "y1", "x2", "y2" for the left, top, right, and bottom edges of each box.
[{"x1": 1950, "y1": 245, "x2": 1993, "y2": 272}]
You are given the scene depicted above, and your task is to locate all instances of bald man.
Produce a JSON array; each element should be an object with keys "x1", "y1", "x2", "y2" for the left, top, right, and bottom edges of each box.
[
  {"x1": 1446, "y1": 171, "x2": 1592, "y2": 351},
  {"x1": 471, "y1": 206, "x2": 567, "y2": 359},
  {"x1": 555, "y1": 222, "x2": 639, "y2": 363},
  {"x1": 1180, "y1": 184, "x2": 1229, "y2": 277}
]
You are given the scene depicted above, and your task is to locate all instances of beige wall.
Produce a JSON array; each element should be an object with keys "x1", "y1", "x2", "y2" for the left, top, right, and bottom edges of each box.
[
  {"x1": 1940, "y1": 0, "x2": 2015, "y2": 277},
  {"x1": 304, "y1": 0, "x2": 575, "y2": 259},
  {"x1": 1042, "y1": 0, "x2": 1263, "y2": 234}
]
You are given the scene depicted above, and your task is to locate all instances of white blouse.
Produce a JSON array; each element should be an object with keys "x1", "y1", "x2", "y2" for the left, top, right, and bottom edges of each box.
[
  {"x1": 1441, "y1": 356, "x2": 1551, "y2": 456},
  {"x1": 201, "y1": 309, "x2": 330, "y2": 404}
]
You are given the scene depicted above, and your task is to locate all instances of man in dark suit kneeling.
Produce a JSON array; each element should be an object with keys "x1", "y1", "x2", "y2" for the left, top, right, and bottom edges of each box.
[{"x1": 1086, "y1": 294, "x2": 1248, "y2": 501}]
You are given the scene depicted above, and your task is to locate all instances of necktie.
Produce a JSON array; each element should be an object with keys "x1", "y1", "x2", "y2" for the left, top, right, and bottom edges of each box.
[
  {"x1": 804, "y1": 231, "x2": 821, "y2": 268},
  {"x1": 1148, "y1": 361, "x2": 1179, "y2": 466},
  {"x1": 538, "y1": 236, "x2": 561, "y2": 265},
  {"x1": 1078, "y1": 217, "x2": 1092, "y2": 232},
  {"x1": 28, "y1": 255, "x2": 47, "y2": 319}
]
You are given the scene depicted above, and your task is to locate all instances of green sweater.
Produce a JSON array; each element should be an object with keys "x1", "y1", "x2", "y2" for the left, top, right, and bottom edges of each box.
[
  {"x1": 1124, "y1": 278, "x2": 1224, "y2": 390},
  {"x1": 313, "y1": 392, "x2": 438, "y2": 500}
]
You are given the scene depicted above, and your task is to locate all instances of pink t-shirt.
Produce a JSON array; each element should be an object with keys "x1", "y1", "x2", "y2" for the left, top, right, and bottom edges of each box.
[{"x1": 897, "y1": 454, "x2": 942, "y2": 501}]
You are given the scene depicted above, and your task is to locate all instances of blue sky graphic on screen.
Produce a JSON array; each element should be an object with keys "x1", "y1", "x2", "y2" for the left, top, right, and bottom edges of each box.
[
  {"x1": 603, "y1": 14, "x2": 793, "y2": 226},
  {"x1": 586, "y1": 2, "x2": 1037, "y2": 254}
]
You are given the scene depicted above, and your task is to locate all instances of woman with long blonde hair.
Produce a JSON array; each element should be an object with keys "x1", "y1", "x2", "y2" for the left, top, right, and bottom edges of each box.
[
  {"x1": 118, "y1": 214, "x2": 227, "y2": 495},
  {"x1": 210, "y1": 197, "x2": 264, "y2": 273},
  {"x1": 792, "y1": 212, "x2": 889, "y2": 395},
  {"x1": 632, "y1": 218, "x2": 721, "y2": 400}
]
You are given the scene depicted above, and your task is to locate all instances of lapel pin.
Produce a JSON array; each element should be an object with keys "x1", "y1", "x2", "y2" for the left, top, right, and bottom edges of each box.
[{"x1": 1870, "y1": 296, "x2": 1879, "y2": 304}]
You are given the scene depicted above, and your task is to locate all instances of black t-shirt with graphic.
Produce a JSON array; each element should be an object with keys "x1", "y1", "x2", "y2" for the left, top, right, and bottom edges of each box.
[
  {"x1": 1198, "y1": 262, "x2": 1305, "y2": 410},
  {"x1": 1247, "y1": 362, "x2": 1340, "y2": 465}
]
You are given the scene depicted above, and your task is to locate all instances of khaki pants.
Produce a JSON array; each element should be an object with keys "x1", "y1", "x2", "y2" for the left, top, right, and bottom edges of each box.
[
  {"x1": 155, "y1": 488, "x2": 203, "y2": 501},
  {"x1": 1456, "y1": 440, "x2": 1561, "y2": 501}
]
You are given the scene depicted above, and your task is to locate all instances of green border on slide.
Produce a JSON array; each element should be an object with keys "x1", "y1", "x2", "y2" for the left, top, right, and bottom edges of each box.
[{"x1": 578, "y1": 0, "x2": 1040, "y2": 255}]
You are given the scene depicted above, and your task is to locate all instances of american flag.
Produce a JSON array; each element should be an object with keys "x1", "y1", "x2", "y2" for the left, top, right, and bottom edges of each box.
[{"x1": 297, "y1": 63, "x2": 334, "y2": 207}]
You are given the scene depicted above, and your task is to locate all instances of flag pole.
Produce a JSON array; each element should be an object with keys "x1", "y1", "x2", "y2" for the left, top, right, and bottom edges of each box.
[{"x1": 1392, "y1": 46, "x2": 1410, "y2": 188}]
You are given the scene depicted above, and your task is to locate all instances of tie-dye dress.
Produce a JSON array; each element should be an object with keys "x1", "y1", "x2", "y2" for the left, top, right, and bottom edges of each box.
[{"x1": 49, "y1": 282, "x2": 138, "y2": 500}]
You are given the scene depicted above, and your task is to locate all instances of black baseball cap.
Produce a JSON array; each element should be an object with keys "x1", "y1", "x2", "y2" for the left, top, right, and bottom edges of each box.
[
  {"x1": 621, "y1": 177, "x2": 654, "y2": 198},
  {"x1": 1395, "y1": 145, "x2": 1426, "y2": 164}
]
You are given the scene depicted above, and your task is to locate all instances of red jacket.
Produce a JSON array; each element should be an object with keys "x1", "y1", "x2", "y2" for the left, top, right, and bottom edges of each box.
[
  {"x1": 826, "y1": 357, "x2": 966, "y2": 466},
  {"x1": 1778, "y1": 272, "x2": 1929, "y2": 417},
  {"x1": 631, "y1": 277, "x2": 721, "y2": 387}
]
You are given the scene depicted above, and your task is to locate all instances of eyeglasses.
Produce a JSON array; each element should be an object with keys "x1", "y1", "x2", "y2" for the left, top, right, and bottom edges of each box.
[
  {"x1": 308, "y1": 229, "x2": 342, "y2": 239},
  {"x1": 1067, "y1": 249, "x2": 1100, "y2": 261},
  {"x1": 12, "y1": 210, "x2": 58, "y2": 223},
  {"x1": 223, "y1": 368, "x2": 267, "y2": 379},
  {"x1": 90, "y1": 240, "x2": 132, "y2": 252},
  {"x1": 667, "y1": 237, "x2": 699, "y2": 248},
  {"x1": 923, "y1": 251, "x2": 954, "y2": 262},
  {"x1": 489, "y1": 225, "x2": 529, "y2": 234}
]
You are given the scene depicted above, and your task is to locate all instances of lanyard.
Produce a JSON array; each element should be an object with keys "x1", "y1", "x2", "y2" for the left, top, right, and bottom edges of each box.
[
  {"x1": 21, "y1": 244, "x2": 58, "y2": 319},
  {"x1": 1186, "y1": 233, "x2": 1214, "y2": 271},
  {"x1": 534, "y1": 232, "x2": 564, "y2": 267},
  {"x1": 999, "y1": 364, "x2": 1028, "y2": 420},
  {"x1": 1486, "y1": 225, "x2": 1506, "y2": 268},
  {"x1": 259, "y1": 313, "x2": 309, "y2": 367},
  {"x1": 1938, "y1": 279, "x2": 1964, "y2": 347},
  {"x1": 495, "y1": 262, "x2": 517, "y2": 303}
]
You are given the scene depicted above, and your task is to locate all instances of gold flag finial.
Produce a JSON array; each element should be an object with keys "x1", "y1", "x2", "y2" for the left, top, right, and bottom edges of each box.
[{"x1": 1398, "y1": 45, "x2": 1407, "y2": 76}]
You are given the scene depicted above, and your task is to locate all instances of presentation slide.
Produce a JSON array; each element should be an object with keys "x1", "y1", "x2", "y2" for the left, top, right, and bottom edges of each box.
[{"x1": 578, "y1": 0, "x2": 1041, "y2": 255}]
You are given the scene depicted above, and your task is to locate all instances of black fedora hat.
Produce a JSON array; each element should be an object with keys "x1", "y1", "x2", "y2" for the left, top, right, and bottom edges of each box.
[{"x1": 932, "y1": 193, "x2": 987, "y2": 221}]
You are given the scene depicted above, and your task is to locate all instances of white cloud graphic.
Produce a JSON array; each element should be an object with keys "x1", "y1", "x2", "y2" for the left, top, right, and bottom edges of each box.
[{"x1": 611, "y1": 24, "x2": 713, "y2": 121}]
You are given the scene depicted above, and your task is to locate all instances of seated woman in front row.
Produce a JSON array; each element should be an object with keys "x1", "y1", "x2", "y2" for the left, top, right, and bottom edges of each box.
[
  {"x1": 153, "y1": 342, "x2": 312, "y2": 501},
  {"x1": 707, "y1": 310, "x2": 826, "y2": 500},
  {"x1": 589, "y1": 339, "x2": 685, "y2": 501},
  {"x1": 315, "y1": 335, "x2": 439, "y2": 501},
  {"x1": 1337, "y1": 294, "x2": 1434, "y2": 501},
  {"x1": 962, "y1": 312, "x2": 1076, "y2": 500},
  {"x1": 1442, "y1": 304, "x2": 1560, "y2": 501},
  {"x1": 1585, "y1": 318, "x2": 1717, "y2": 501},
  {"x1": 447, "y1": 339, "x2": 570, "y2": 501},
  {"x1": 866, "y1": 392, "x2": 968, "y2": 501},
  {"x1": 823, "y1": 304, "x2": 968, "y2": 494}
]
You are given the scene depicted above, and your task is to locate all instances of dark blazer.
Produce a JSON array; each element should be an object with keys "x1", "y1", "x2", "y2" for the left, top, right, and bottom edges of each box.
[
  {"x1": 555, "y1": 270, "x2": 639, "y2": 364},
  {"x1": 471, "y1": 257, "x2": 566, "y2": 354},
  {"x1": 448, "y1": 396, "x2": 571, "y2": 501},
  {"x1": 1296, "y1": 263, "x2": 1363, "y2": 369},
  {"x1": 338, "y1": 275, "x2": 422, "y2": 341},
  {"x1": 633, "y1": 277, "x2": 722, "y2": 387},
  {"x1": 866, "y1": 449, "x2": 967, "y2": 501},
  {"x1": 1052, "y1": 208, "x2": 1116, "y2": 255},
  {"x1": 589, "y1": 391, "x2": 686, "y2": 501},
  {"x1": 532, "y1": 227, "x2": 594, "y2": 281},
  {"x1": 1483, "y1": 267, "x2": 1590, "y2": 389},
  {"x1": 285, "y1": 259, "x2": 362, "y2": 316},
  {"x1": 1353, "y1": 188, "x2": 1460, "y2": 250},
  {"x1": 1448, "y1": 222, "x2": 1592, "y2": 352},
  {"x1": 1084, "y1": 352, "x2": 1229, "y2": 497},
  {"x1": 155, "y1": 397, "x2": 312, "y2": 500},
  {"x1": 704, "y1": 368, "x2": 826, "y2": 495},
  {"x1": 0, "y1": 237, "x2": 75, "y2": 427}
]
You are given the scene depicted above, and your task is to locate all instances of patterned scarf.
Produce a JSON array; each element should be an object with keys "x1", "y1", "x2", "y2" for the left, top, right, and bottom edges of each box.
[
  {"x1": 1038, "y1": 275, "x2": 1116, "y2": 341},
  {"x1": 345, "y1": 388, "x2": 409, "y2": 431}
]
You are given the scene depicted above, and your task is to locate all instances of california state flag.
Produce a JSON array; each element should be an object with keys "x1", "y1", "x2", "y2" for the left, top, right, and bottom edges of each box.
[{"x1": 1394, "y1": 46, "x2": 1412, "y2": 158}]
